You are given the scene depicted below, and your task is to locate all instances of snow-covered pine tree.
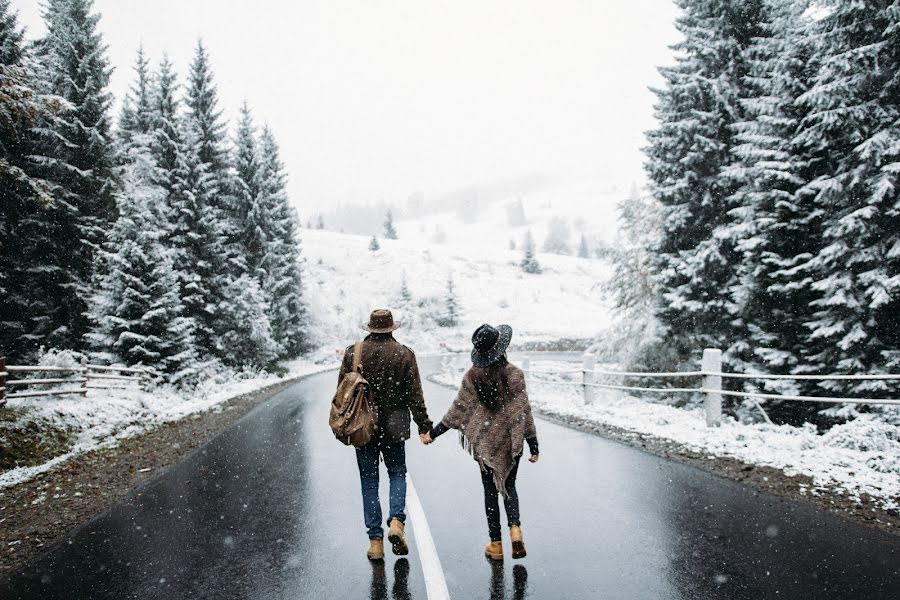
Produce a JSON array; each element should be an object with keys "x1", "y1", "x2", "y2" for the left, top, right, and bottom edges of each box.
[
  {"x1": 542, "y1": 217, "x2": 572, "y2": 255},
  {"x1": 521, "y1": 231, "x2": 541, "y2": 274},
  {"x1": 369, "y1": 236, "x2": 380, "y2": 251},
  {"x1": 721, "y1": 0, "x2": 827, "y2": 421},
  {"x1": 167, "y1": 121, "x2": 231, "y2": 362},
  {"x1": 116, "y1": 47, "x2": 169, "y2": 230},
  {"x1": 600, "y1": 191, "x2": 677, "y2": 373},
  {"x1": 35, "y1": 0, "x2": 118, "y2": 351},
  {"x1": 184, "y1": 40, "x2": 239, "y2": 271},
  {"x1": 395, "y1": 272, "x2": 414, "y2": 329},
  {"x1": 317, "y1": 215, "x2": 325, "y2": 229},
  {"x1": 39, "y1": 0, "x2": 117, "y2": 229},
  {"x1": 796, "y1": 0, "x2": 900, "y2": 400},
  {"x1": 85, "y1": 151, "x2": 200, "y2": 384},
  {"x1": 216, "y1": 274, "x2": 280, "y2": 369},
  {"x1": 118, "y1": 45, "x2": 154, "y2": 147},
  {"x1": 257, "y1": 125, "x2": 308, "y2": 356},
  {"x1": 443, "y1": 275, "x2": 460, "y2": 328},
  {"x1": 0, "y1": 0, "x2": 24, "y2": 66},
  {"x1": 644, "y1": 0, "x2": 768, "y2": 367},
  {"x1": 0, "y1": 0, "x2": 70, "y2": 362},
  {"x1": 231, "y1": 102, "x2": 265, "y2": 277},
  {"x1": 506, "y1": 199, "x2": 526, "y2": 227},
  {"x1": 149, "y1": 56, "x2": 180, "y2": 198},
  {"x1": 399, "y1": 273, "x2": 413, "y2": 305},
  {"x1": 383, "y1": 210, "x2": 398, "y2": 239},
  {"x1": 578, "y1": 234, "x2": 590, "y2": 259},
  {"x1": 185, "y1": 40, "x2": 227, "y2": 177}
]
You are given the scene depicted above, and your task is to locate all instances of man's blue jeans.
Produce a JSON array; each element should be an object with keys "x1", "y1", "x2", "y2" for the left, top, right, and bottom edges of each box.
[{"x1": 355, "y1": 439, "x2": 407, "y2": 540}]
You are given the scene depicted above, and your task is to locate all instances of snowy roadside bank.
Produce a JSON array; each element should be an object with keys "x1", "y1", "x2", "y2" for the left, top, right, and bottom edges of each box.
[
  {"x1": 0, "y1": 356, "x2": 339, "y2": 490},
  {"x1": 431, "y1": 363, "x2": 900, "y2": 522}
]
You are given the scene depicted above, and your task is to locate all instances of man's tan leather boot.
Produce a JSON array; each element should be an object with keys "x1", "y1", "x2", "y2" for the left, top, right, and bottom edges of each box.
[{"x1": 388, "y1": 519, "x2": 409, "y2": 556}]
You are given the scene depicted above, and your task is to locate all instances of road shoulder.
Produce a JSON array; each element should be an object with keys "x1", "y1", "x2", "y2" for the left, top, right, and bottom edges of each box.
[{"x1": 0, "y1": 374, "x2": 318, "y2": 577}]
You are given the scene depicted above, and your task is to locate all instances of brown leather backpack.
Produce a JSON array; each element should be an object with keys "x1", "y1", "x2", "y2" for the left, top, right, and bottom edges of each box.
[{"x1": 329, "y1": 342, "x2": 378, "y2": 447}]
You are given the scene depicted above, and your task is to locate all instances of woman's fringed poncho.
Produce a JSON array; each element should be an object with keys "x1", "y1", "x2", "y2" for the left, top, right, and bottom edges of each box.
[{"x1": 439, "y1": 364, "x2": 537, "y2": 497}]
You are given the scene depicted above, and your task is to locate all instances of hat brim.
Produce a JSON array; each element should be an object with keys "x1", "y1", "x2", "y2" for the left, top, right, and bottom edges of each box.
[
  {"x1": 363, "y1": 322, "x2": 402, "y2": 333},
  {"x1": 471, "y1": 324, "x2": 513, "y2": 368}
]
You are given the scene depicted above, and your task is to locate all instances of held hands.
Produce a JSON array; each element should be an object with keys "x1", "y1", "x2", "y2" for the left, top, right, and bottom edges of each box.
[{"x1": 419, "y1": 432, "x2": 433, "y2": 445}]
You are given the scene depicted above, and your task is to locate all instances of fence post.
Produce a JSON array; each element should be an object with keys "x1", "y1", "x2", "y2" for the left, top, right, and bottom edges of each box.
[
  {"x1": 522, "y1": 357, "x2": 531, "y2": 387},
  {"x1": 80, "y1": 356, "x2": 89, "y2": 397},
  {"x1": 702, "y1": 348, "x2": 722, "y2": 427},
  {"x1": 582, "y1": 353, "x2": 597, "y2": 405},
  {"x1": 0, "y1": 356, "x2": 6, "y2": 408}
]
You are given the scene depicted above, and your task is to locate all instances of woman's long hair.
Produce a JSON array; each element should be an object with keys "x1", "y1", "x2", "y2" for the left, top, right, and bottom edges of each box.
[{"x1": 470, "y1": 356, "x2": 513, "y2": 412}]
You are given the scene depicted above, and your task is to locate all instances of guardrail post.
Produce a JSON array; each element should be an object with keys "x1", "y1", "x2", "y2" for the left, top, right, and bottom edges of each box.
[
  {"x1": 583, "y1": 353, "x2": 596, "y2": 405},
  {"x1": 0, "y1": 356, "x2": 7, "y2": 408},
  {"x1": 80, "y1": 357, "x2": 89, "y2": 397},
  {"x1": 702, "y1": 348, "x2": 722, "y2": 427},
  {"x1": 522, "y1": 358, "x2": 531, "y2": 386}
]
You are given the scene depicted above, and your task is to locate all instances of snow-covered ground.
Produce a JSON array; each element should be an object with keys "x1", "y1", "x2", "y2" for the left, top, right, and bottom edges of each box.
[
  {"x1": 433, "y1": 359, "x2": 900, "y2": 512},
  {"x1": 0, "y1": 357, "x2": 335, "y2": 489}
]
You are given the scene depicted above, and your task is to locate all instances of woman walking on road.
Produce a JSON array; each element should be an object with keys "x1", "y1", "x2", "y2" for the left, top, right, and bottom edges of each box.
[{"x1": 424, "y1": 324, "x2": 539, "y2": 561}]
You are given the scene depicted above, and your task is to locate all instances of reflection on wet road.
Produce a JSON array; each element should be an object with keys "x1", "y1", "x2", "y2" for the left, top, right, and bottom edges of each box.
[
  {"x1": 369, "y1": 558, "x2": 413, "y2": 600},
  {"x1": 0, "y1": 356, "x2": 898, "y2": 599},
  {"x1": 486, "y1": 562, "x2": 528, "y2": 600}
]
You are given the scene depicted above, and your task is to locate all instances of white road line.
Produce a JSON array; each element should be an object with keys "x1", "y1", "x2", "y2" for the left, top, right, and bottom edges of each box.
[{"x1": 406, "y1": 475, "x2": 451, "y2": 600}]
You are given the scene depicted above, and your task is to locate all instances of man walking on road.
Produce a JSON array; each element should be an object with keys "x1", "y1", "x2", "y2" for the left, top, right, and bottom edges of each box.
[{"x1": 338, "y1": 310, "x2": 433, "y2": 561}]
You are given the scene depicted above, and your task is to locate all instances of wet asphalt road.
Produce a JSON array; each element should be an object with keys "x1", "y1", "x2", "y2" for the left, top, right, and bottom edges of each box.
[{"x1": 1, "y1": 355, "x2": 899, "y2": 599}]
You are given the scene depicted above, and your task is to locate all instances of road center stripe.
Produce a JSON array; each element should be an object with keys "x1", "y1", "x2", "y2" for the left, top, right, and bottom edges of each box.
[{"x1": 407, "y1": 475, "x2": 451, "y2": 600}]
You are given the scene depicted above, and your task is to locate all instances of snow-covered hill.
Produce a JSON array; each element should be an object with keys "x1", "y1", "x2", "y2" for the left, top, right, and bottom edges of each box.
[
  {"x1": 396, "y1": 180, "x2": 622, "y2": 248},
  {"x1": 301, "y1": 209, "x2": 611, "y2": 355}
]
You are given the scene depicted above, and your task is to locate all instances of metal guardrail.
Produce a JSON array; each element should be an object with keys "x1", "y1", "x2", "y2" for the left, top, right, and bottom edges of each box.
[{"x1": 518, "y1": 349, "x2": 900, "y2": 427}]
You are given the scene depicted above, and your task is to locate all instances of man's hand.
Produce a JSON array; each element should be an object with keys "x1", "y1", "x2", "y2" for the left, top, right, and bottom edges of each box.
[
  {"x1": 420, "y1": 433, "x2": 433, "y2": 445},
  {"x1": 528, "y1": 454, "x2": 539, "y2": 463}
]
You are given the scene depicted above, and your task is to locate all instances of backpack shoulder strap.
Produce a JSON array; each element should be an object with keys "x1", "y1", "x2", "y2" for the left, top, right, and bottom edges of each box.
[{"x1": 352, "y1": 341, "x2": 364, "y2": 374}]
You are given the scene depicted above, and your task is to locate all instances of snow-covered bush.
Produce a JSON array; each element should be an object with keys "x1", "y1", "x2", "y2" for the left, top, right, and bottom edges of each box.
[
  {"x1": 821, "y1": 419, "x2": 900, "y2": 453},
  {"x1": 35, "y1": 348, "x2": 86, "y2": 370}
]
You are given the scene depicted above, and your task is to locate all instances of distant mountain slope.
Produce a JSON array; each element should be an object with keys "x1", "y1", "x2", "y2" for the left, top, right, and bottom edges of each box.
[{"x1": 301, "y1": 225, "x2": 611, "y2": 355}]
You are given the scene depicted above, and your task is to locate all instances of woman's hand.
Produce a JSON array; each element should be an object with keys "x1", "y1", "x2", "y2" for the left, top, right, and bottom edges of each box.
[
  {"x1": 420, "y1": 432, "x2": 433, "y2": 445},
  {"x1": 528, "y1": 454, "x2": 539, "y2": 463}
]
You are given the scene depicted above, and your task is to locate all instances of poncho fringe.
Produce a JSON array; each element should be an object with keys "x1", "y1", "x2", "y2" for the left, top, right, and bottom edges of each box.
[{"x1": 440, "y1": 365, "x2": 537, "y2": 497}]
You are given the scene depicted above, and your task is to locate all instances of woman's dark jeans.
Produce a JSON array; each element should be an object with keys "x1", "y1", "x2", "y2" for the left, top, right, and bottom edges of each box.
[
  {"x1": 356, "y1": 440, "x2": 407, "y2": 540},
  {"x1": 480, "y1": 456, "x2": 521, "y2": 541}
]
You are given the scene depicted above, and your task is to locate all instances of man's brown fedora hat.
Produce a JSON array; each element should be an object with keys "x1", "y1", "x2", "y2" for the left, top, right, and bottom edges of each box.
[{"x1": 363, "y1": 309, "x2": 402, "y2": 333}]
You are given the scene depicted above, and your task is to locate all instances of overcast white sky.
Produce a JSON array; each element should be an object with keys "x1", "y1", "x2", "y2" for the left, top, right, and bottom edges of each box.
[{"x1": 12, "y1": 0, "x2": 680, "y2": 214}]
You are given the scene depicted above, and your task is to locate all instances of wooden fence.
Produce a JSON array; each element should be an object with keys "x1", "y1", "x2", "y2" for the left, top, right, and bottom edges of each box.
[
  {"x1": 521, "y1": 348, "x2": 900, "y2": 427},
  {"x1": 0, "y1": 356, "x2": 155, "y2": 408}
]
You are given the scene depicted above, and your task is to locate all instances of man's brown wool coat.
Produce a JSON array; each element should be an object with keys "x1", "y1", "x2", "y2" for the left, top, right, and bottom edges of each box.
[{"x1": 338, "y1": 334, "x2": 432, "y2": 443}]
